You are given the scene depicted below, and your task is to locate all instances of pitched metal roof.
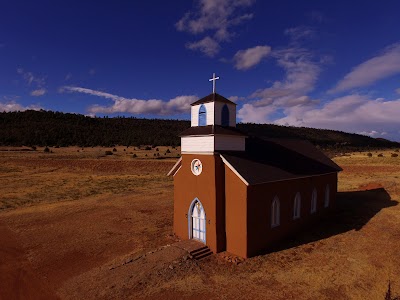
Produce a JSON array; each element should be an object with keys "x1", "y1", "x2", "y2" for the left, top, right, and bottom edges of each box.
[
  {"x1": 219, "y1": 137, "x2": 342, "y2": 185},
  {"x1": 190, "y1": 93, "x2": 236, "y2": 106},
  {"x1": 180, "y1": 125, "x2": 247, "y2": 137}
]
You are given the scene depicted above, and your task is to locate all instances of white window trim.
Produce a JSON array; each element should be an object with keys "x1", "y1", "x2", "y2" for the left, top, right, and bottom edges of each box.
[
  {"x1": 293, "y1": 192, "x2": 301, "y2": 219},
  {"x1": 271, "y1": 196, "x2": 280, "y2": 228},
  {"x1": 324, "y1": 184, "x2": 330, "y2": 208},
  {"x1": 311, "y1": 188, "x2": 317, "y2": 214}
]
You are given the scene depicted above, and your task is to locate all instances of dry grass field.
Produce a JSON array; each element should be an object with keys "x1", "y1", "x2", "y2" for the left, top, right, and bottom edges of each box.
[{"x1": 1, "y1": 147, "x2": 400, "y2": 299}]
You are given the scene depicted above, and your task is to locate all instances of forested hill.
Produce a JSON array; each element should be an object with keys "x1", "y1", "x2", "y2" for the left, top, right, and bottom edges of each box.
[{"x1": 0, "y1": 110, "x2": 399, "y2": 149}]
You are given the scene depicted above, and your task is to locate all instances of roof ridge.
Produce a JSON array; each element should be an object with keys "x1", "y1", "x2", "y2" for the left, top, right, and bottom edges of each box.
[{"x1": 190, "y1": 93, "x2": 236, "y2": 106}]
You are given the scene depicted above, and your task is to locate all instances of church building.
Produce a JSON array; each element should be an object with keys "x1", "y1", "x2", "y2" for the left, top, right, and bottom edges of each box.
[{"x1": 168, "y1": 75, "x2": 342, "y2": 258}]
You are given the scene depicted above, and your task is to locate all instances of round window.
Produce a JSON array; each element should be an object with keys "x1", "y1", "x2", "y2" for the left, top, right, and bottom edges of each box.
[{"x1": 191, "y1": 159, "x2": 202, "y2": 176}]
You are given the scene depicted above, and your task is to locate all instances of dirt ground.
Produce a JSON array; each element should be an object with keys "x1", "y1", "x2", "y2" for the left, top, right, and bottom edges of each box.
[{"x1": 1, "y1": 147, "x2": 400, "y2": 299}]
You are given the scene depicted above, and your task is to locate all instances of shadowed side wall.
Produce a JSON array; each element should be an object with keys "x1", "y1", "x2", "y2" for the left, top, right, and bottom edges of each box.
[
  {"x1": 173, "y1": 154, "x2": 225, "y2": 253},
  {"x1": 225, "y1": 166, "x2": 248, "y2": 258},
  {"x1": 246, "y1": 173, "x2": 338, "y2": 257}
]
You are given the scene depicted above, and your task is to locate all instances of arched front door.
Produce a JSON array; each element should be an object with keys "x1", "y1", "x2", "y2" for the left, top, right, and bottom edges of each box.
[{"x1": 190, "y1": 200, "x2": 206, "y2": 243}]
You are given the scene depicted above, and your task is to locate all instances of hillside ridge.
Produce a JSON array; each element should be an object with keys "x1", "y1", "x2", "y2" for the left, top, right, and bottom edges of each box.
[{"x1": 0, "y1": 110, "x2": 398, "y2": 149}]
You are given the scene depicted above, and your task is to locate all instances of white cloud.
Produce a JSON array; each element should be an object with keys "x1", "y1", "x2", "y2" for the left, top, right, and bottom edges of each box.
[
  {"x1": 284, "y1": 26, "x2": 315, "y2": 44},
  {"x1": 60, "y1": 86, "x2": 118, "y2": 100},
  {"x1": 30, "y1": 88, "x2": 47, "y2": 96},
  {"x1": 186, "y1": 36, "x2": 220, "y2": 57},
  {"x1": 249, "y1": 47, "x2": 321, "y2": 108},
  {"x1": 17, "y1": 68, "x2": 46, "y2": 87},
  {"x1": 276, "y1": 95, "x2": 400, "y2": 141},
  {"x1": 358, "y1": 130, "x2": 380, "y2": 137},
  {"x1": 176, "y1": 0, "x2": 255, "y2": 56},
  {"x1": 234, "y1": 31, "x2": 400, "y2": 141},
  {"x1": 17, "y1": 68, "x2": 47, "y2": 96},
  {"x1": 237, "y1": 30, "x2": 323, "y2": 125},
  {"x1": 233, "y1": 45, "x2": 271, "y2": 70},
  {"x1": 0, "y1": 100, "x2": 42, "y2": 112},
  {"x1": 330, "y1": 43, "x2": 400, "y2": 93},
  {"x1": 237, "y1": 103, "x2": 276, "y2": 123},
  {"x1": 238, "y1": 94, "x2": 400, "y2": 141},
  {"x1": 61, "y1": 86, "x2": 198, "y2": 116},
  {"x1": 228, "y1": 95, "x2": 245, "y2": 102}
]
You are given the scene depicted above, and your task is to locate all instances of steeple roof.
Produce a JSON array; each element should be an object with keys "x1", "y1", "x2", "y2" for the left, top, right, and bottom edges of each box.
[{"x1": 191, "y1": 93, "x2": 236, "y2": 106}]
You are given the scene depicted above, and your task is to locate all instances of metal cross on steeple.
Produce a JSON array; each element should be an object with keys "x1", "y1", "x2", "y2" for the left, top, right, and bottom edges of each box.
[{"x1": 209, "y1": 73, "x2": 220, "y2": 94}]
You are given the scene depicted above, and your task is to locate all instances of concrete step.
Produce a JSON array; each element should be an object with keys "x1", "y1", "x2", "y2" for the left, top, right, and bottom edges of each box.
[
  {"x1": 189, "y1": 246, "x2": 208, "y2": 256},
  {"x1": 194, "y1": 250, "x2": 212, "y2": 260},
  {"x1": 189, "y1": 245, "x2": 212, "y2": 260}
]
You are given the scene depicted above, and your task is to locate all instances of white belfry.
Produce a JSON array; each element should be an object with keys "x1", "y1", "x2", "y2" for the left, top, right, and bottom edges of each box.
[{"x1": 209, "y1": 73, "x2": 220, "y2": 94}]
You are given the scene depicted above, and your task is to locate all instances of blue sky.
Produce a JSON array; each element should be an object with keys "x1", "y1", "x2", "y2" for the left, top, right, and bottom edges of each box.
[{"x1": 1, "y1": 0, "x2": 400, "y2": 141}]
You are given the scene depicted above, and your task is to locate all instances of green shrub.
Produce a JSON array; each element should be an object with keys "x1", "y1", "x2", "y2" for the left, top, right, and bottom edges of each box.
[
  {"x1": 132, "y1": 154, "x2": 137, "y2": 158},
  {"x1": 145, "y1": 146, "x2": 151, "y2": 150},
  {"x1": 113, "y1": 148, "x2": 117, "y2": 152},
  {"x1": 391, "y1": 153, "x2": 398, "y2": 157},
  {"x1": 105, "y1": 151, "x2": 113, "y2": 155},
  {"x1": 44, "y1": 147, "x2": 50, "y2": 153},
  {"x1": 367, "y1": 152, "x2": 372, "y2": 157},
  {"x1": 166, "y1": 148, "x2": 171, "y2": 153},
  {"x1": 378, "y1": 153, "x2": 384, "y2": 157}
]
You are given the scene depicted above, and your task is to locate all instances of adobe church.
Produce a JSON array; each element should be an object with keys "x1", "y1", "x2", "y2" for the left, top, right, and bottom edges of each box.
[{"x1": 168, "y1": 74, "x2": 342, "y2": 258}]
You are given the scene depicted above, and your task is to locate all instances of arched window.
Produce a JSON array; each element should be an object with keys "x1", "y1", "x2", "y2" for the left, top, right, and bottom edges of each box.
[
  {"x1": 189, "y1": 198, "x2": 206, "y2": 243},
  {"x1": 271, "y1": 196, "x2": 280, "y2": 228},
  {"x1": 198, "y1": 104, "x2": 207, "y2": 126},
  {"x1": 293, "y1": 192, "x2": 301, "y2": 219},
  {"x1": 221, "y1": 104, "x2": 229, "y2": 126},
  {"x1": 311, "y1": 188, "x2": 317, "y2": 213},
  {"x1": 324, "y1": 184, "x2": 330, "y2": 207}
]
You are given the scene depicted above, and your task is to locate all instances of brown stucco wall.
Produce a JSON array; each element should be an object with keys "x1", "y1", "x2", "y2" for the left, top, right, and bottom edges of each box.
[
  {"x1": 246, "y1": 173, "x2": 338, "y2": 257},
  {"x1": 174, "y1": 154, "x2": 339, "y2": 258},
  {"x1": 173, "y1": 154, "x2": 226, "y2": 253},
  {"x1": 224, "y1": 166, "x2": 248, "y2": 258}
]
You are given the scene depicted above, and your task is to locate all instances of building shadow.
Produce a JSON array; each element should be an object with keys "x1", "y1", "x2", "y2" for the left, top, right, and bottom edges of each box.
[{"x1": 266, "y1": 188, "x2": 398, "y2": 254}]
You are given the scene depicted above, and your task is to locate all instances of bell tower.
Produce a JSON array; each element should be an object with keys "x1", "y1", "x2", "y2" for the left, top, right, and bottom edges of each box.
[
  {"x1": 180, "y1": 74, "x2": 246, "y2": 154},
  {"x1": 170, "y1": 74, "x2": 246, "y2": 254}
]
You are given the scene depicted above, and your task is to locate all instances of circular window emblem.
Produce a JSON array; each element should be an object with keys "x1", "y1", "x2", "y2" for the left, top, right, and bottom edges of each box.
[{"x1": 191, "y1": 159, "x2": 203, "y2": 176}]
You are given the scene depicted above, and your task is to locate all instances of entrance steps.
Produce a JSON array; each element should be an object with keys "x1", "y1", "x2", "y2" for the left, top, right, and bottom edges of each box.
[
  {"x1": 174, "y1": 239, "x2": 213, "y2": 260},
  {"x1": 189, "y1": 245, "x2": 212, "y2": 260}
]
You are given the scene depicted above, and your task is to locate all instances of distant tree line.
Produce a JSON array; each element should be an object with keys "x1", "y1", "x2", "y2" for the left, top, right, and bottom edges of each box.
[
  {"x1": 237, "y1": 123, "x2": 400, "y2": 150},
  {"x1": 0, "y1": 110, "x2": 399, "y2": 150}
]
